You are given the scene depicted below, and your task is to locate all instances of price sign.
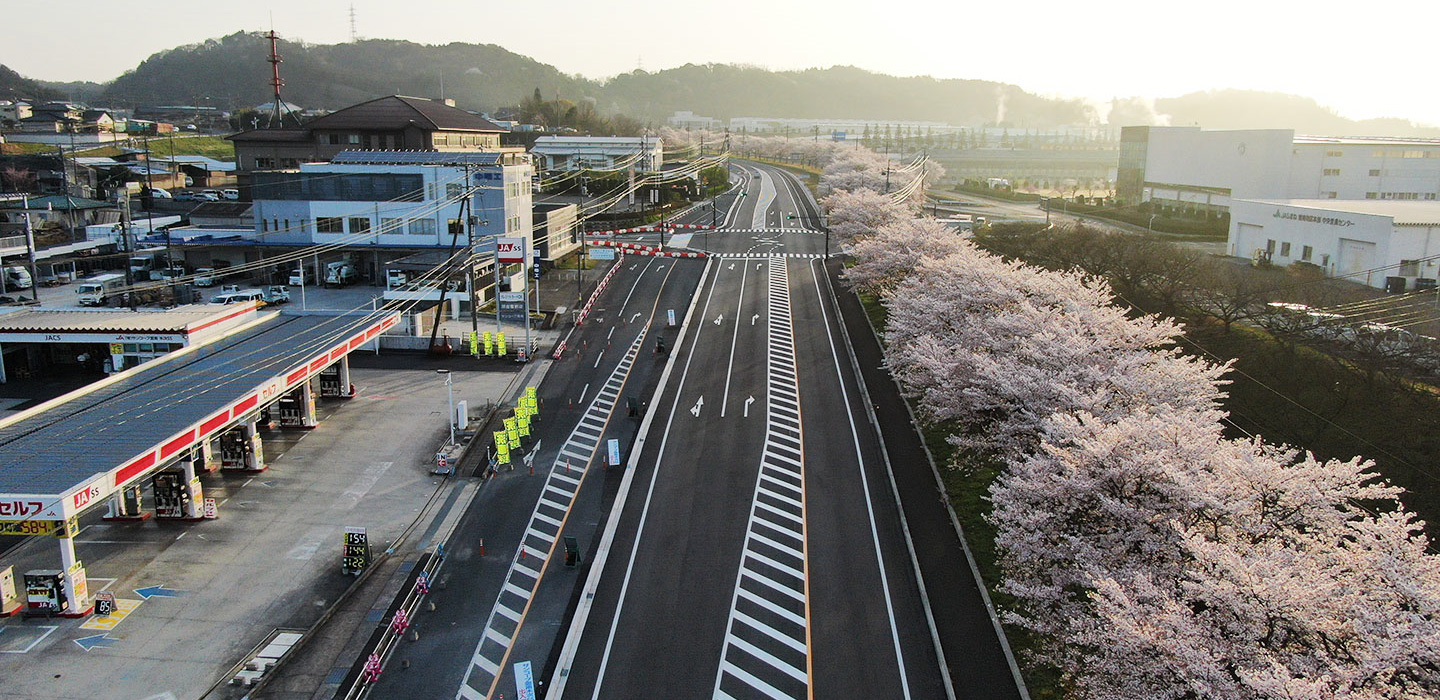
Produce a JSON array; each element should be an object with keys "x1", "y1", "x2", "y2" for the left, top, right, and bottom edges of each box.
[
  {"x1": 95, "y1": 591, "x2": 116, "y2": 617},
  {"x1": 0, "y1": 520, "x2": 61, "y2": 537},
  {"x1": 342, "y1": 526, "x2": 370, "y2": 574}
]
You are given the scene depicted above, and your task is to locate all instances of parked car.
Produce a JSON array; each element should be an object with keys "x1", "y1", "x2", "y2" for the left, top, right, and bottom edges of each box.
[
  {"x1": 221, "y1": 189, "x2": 240, "y2": 200},
  {"x1": 143, "y1": 187, "x2": 173, "y2": 199},
  {"x1": 193, "y1": 267, "x2": 217, "y2": 287},
  {"x1": 198, "y1": 190, "x2": 222, "y2": 201},
  {"x1": 209, "y1": 289, "x2": 265, "y2": 305},
  {"x1": 174, "y1": 191, "x2": 201, "y2": 202}
]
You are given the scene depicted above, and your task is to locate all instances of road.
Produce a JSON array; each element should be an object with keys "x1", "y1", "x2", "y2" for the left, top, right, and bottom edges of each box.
[
  {"x1": 550, "y1": 163, "x2": 947, "y2": 699},
  {"x1": 357, "y1": 162, "x2": 1025, "y2": 700}
]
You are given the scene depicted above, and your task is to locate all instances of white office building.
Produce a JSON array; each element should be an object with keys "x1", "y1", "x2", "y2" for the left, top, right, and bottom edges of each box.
[
  {"x1": 531, "y1": 136, "x2": 664, "y2": 172},
  {"x1": 1229, "y1": 199, "x2": 1440, "y2": 290},
  {"x1": 247, "y1": 151, "x2": 534, "y2": 297},
  {"x1": 1119, "y1": 127, "x2": 1440, "y2": 214}
]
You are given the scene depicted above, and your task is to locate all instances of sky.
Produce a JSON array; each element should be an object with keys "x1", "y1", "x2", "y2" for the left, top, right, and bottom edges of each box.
[{"x1": 8, "y1": 0, "x2": 1440, "y2": 126}]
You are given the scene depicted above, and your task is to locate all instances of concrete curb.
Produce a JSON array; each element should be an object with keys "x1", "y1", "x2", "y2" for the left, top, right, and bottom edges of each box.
[
  {"x1": 848, "y1": 284, "x2": 1032, "y2": 700},
  {"x1": 816, "y1": 258, "x2": 957, "y2": 700}
]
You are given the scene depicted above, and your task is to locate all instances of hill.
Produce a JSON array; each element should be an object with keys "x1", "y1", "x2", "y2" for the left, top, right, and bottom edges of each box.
[
  {"x1": 12, "y1": 34, "x2": 1440, "y2": 136},
  {"x1": 1115, "y1": 90, "x2": 1440, "y2": 137},
  {"x1": 598, "y1": 64, "x2": 1090, "y2": 125},
  {"x1": 95, "y1": 32, "x2": 595, "y2": 115},
  {"x1": 0, "y1": 64, "x2": 65, "y2": 103}
]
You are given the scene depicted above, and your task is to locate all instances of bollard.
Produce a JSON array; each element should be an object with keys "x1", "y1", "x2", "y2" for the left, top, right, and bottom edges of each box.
[
  {"x1": 520, "y1": 544, "x2": 527, "y2": 561},
  {"x1": 479, "y1": 538, "x2": 485, "y2": 557},
  {"x1": 529, "y1": 463, "x2": 534, "y2": 476}
]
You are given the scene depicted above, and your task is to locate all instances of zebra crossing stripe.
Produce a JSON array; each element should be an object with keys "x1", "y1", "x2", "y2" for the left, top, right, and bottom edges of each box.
[
  {"x1": 454, "y1": 333, "x2": 647, "y2": 700},
  {"x1": 713, "y1": 258, "x2": 811, "y2": 699}
]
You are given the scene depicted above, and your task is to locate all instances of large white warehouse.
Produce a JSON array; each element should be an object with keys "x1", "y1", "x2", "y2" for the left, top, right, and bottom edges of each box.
[
  {"x1": 1229, "y1": 199, "x2": 1440, "y2": 290},
  {"x1": 1119, "y1": 127, "x2": 1440, "y2": 215}
]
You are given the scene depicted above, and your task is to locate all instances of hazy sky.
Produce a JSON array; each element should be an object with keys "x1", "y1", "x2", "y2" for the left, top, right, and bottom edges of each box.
[{"x1": 9, "y1": 0, "x2": 1440, "y2": 126}]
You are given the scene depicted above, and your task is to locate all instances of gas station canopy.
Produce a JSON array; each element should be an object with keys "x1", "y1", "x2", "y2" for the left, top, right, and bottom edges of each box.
[{"x1": 0, "y1": 309, "x2": 397, "y2": 523}]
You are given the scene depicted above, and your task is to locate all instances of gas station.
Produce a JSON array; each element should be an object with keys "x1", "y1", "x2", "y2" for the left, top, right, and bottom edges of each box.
[{"x1": 0, "y1": 302, "x2": 398, "y2": 617}]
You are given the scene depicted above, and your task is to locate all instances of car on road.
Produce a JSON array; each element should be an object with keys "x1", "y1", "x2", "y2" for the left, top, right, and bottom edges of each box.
[
  {"x1": 174, "y1": 191, "x2": 202, "y2": 202},
  {"x1": 199, "y1": 190, "x2": 222, "y2": 201},
  {"x1": 221, "y1": 189, "x2": 240, "y2": 200},
  {"x1": 193, "y1": 267, "x2": 217, "y2": 286}
]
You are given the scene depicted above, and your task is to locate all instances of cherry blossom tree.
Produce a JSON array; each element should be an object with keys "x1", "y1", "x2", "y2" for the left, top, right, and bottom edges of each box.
[
  {"x1": 822, "y1": 188, "x2": 916, "y2": 247},
  {"x1": 842, "y1": 217, "x2": 968, "y2": 297},
  {"x1": 882, "y1": 249, "x2": 1228, "y2": 457}
]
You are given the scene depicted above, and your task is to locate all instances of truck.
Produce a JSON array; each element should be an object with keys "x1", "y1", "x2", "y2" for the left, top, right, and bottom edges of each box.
[
  {"x1": 76, "y1": 273, "x2": 127, "y2": 306},
  {"x1": 288, "y1": 266, "x2": 316, "y2": 287},
  {"x1": 324, "y1": 261, "x2": 358, "y2": 287},
  {"x1": 262, "y1": 285, "x2": 291, "y2": 304},
  {"x1": 128, "y1": 251, "x2": 168, "y2": 280},
  {"x1": 3, "y1": 266, "x2": 32, "y2": 290}
]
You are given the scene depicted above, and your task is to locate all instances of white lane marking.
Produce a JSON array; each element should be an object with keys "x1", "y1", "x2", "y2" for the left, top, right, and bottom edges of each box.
[
  {"x1": 607, "y1": 327, "x2": 615, "y2": 339},
  {"x1": 590, "y1": 259, "x2": 724, "y2": 699},
  {"x1": 456, "y1": 334, "x2": 649, "y2": 700},
  {"x1": 714, "y1": 258, "x2": 810, "y2": 700},
  {"x1": 691, "y1": 396, "x2": 705, "y2": 417},
  {"x1": 744, "y1": 395, "x2": 755, "y2": 418},
  {"x1": 714, "y1": 314, "x2": 724, "y2": 325},
  {"x1": 721, "y1": 259, "x2": 751, "y2": 418},
  {"x1": 753, "y1": 314, "x2": 759, "y2": 325},
  {"x1": 807, "y1": 258, "x2": 913, "y2": 699}
]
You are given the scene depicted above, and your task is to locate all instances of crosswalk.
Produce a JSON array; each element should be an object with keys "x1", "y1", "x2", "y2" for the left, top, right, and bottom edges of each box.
[
  {"x1": 713, "y1": 258, "x2": 810, "y2": 700},
  {"x1": 712, "y1": 252, "x2": 825, "y2": 259},
  {"x1": 455, "y1": 333, "x2": 645, "y2": 700}
]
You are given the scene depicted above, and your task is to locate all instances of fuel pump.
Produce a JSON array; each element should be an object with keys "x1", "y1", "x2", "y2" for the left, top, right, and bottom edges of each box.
[
  {"x1": 23, "y1": 570, "x2": 66, "y2": 615},
  {"x1": 152, "y1": 470, "x2": 190, "y2": 519},
  {"x1": 219, "y1": 429, "x2": 247, "y2": 469},
  {"x1": 319, "y1": 365, "x2": 342, "y2": 397}
]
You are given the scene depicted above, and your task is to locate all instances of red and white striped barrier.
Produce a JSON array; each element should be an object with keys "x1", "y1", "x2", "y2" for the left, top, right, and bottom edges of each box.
[
  {"x1": 586, "y1": 224, "x2": 716, "y2": 237},
  {"x1": 573, "y1": 251, "x2": 625, "y2": 329}
]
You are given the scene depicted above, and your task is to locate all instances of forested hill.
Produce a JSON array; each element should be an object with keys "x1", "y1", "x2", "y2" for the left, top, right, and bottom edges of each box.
[
  {"x1": 33, "y1": 32, "x2": 1091, "y2": 126},
  {"x1": 95, "y1": 32, "x2": 593, "y2": 115},
  {"x1": 14, "y1": 33, "x2": 1440, "y2": 135},
  {"x1": 0, "y1": 64, "x2": 65, "y2": 102},
  {"x1": 596, "y1": 64, "x2": 1090, "y2": 125}
]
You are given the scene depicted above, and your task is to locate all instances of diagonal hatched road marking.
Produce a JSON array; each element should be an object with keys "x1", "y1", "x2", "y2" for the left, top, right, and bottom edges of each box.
[
  {"x1": 713, "y1": 258, "x2": 810, "y2": 700},
  {"x1": 456, "y1": 334, "x2": 646, "y2": 700}
]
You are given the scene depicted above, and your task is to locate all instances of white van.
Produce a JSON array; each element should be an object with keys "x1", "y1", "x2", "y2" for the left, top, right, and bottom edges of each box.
[{"x1": 209, "y1": 289, "x2": 265, "y2": 305}]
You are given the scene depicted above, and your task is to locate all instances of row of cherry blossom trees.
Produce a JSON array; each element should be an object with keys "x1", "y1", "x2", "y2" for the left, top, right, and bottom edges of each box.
[{"x1": 819, "y1": 148, "x2": 1440, "y2": 697}]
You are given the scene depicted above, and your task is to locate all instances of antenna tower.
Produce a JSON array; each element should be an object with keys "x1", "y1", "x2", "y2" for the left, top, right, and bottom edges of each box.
[
  {"x1": 349, "y1": 4, "x2": 358, "y2": 42},
  {"x1": 265, "y1": 30, "x2": 296, "y2": 128}
]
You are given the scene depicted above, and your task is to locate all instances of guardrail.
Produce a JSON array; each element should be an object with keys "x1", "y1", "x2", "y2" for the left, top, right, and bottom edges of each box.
[{"x1": 335, "y1": 550, "x2": 443, "y2": 700}]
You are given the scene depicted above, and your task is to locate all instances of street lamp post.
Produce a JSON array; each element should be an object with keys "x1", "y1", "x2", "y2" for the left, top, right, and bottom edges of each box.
[
  {"x1": 1147, "y1": 213, "x2": 1158, "y2": 236},
  {"x1": 436, "y1": 369, "x2": 455, "y2": 446}
]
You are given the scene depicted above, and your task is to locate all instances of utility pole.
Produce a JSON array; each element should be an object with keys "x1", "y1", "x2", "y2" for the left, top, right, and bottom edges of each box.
[
  {"x1": 120, "y1": 189, "x2": 136, "y2": 310},
  {"x1": 465, "y1": 164, "x2": 480, "y2": 352},
  {"x1": 21, "y1": 197, "x2": 39, "y2": 305}
]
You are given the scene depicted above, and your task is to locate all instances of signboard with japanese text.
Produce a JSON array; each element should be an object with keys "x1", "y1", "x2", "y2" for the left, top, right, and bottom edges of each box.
[
  {"x1": 497, "y1": 237, "x2": 525, "y2": 263},
  {"x1": 498, "y1": 291, "x2": 527, "y2": 323}
]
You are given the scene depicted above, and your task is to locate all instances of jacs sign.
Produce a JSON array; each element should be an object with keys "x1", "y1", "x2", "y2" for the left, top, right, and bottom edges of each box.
[{"x1": 497, "y1": 237, "x2": 525, "y2": 264}]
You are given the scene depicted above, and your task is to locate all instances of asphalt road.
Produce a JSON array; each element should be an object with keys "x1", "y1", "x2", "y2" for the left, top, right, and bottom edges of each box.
[{"x1": 551, "y1": 163, "x2": 947, "y2": 699}]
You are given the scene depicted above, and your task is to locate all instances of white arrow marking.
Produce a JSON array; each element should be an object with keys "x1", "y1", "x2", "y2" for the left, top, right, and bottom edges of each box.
[
  {"x1": 728, "y1": 264, "x2": 735, "y2": 270},
  {"x1": 756, "y1": 263, "x2": 763, "y2": 269},
  {"x1": 751, "y1": 314, "x2": 759, "y2": 326},
  {"x1": 714, "y1": 314, "x2": 723, "y2": 325},
  {"x1": 744, "y1": 395, "x2": 755, "y2": 417},
  {"x1": 630, "y1": 264, "x2": 637, "y2": 270},
  {"x1": 690, "y1": 396, "x2": 704, "y2": 417},
  {"x1": 629, "y1": 312, "x2": 640, "y2": 323}
]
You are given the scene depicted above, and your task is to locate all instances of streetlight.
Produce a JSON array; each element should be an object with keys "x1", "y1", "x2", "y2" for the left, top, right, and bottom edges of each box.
[
  {"x1": 436, "y1": 369, "x2": 455, "y2": 446},
  {"x1": 1147, "y1": 213, "x2": 1158, "y2": 236}
]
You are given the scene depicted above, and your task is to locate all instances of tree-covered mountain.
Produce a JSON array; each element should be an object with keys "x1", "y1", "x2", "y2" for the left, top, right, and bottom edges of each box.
[
  {"x1": 597, "y1": 63, "x2": 1090, "y2": 125},
  {"x1": 35, "y1": 33, "x2": 1091, "y2": 127},
  {"x1": 1148, "y1": 90, "x2": 1440, "y2": 137},
  {"x1": 14, "y1": 34, "x2": 1440, "y2": 136},
  {"x1": 94, "y1": 32, "x2": 594, "y2": 115},
  {"x1": 0, "y1": 64, "x2": 66, "y2": 102}
]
